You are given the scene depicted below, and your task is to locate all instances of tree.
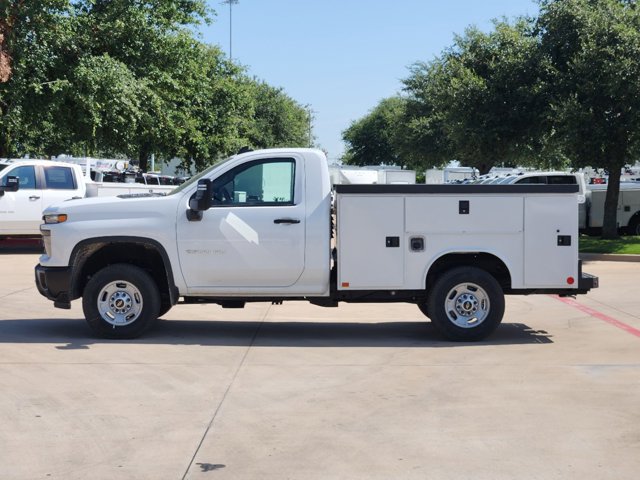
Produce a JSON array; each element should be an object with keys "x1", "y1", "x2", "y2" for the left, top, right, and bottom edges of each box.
[
  {"x1": 537, "y1": 0, "x2": 640, "y2": 238},
  {"x1": 400, "y1": 62, "x2": 454, "y2": 170},
  {"x1": 242, "y1": 80, "x2": 311, "y2": 151},
  {"x1": 67, "y1": 0, "x2": 214, "y2": 170},
  {"x1": 168, "y1": 42, "x2": 252, "y2": 172},
  {"x1": 1, "y1": 0, "x2": 219, "y2": 168},
  {"x1": 1, "y1": 1, "x2": 310, "y2": 173},
  {"x1": 403, "y1": 19, "x2": 550, "y2": 175},
  {"x1": 0, "y1": 0, "x2": 72, "y2": 157},
  {"x1": 342, "y1": 96, "x2": 407, "y2": 166}
]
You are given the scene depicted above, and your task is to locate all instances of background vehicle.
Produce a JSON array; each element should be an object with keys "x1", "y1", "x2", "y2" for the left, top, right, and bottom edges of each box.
[
  {"x1": 0, "y1": 159, "x2": 174, "y2": 237},
  {"x1": 464, "y1": 171, "x2": 640, "y2": 235}
]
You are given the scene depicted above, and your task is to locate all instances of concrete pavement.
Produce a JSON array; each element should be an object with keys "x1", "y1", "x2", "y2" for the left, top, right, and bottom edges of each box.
[{"x1": 0, "y1": 252, "x2": 639, "y2": 479}]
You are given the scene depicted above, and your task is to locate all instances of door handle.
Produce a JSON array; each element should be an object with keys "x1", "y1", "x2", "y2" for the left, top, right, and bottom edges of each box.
[
  {"x1": 274, "y1": 218, "x2": 300, "y2": 224},
  {"x1": 29, "y1": 196, "x2": 41, "y2": 200}
]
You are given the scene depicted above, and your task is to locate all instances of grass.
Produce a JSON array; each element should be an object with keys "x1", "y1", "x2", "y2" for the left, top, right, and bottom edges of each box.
[{"x1": 579, "y1": 235, "x2": 640, "y2": 255}]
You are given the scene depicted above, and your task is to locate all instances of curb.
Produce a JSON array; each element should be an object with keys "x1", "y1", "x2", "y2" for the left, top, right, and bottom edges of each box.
[{"x1": 580, "y1": 253, "x2": 640, "y2": 263}]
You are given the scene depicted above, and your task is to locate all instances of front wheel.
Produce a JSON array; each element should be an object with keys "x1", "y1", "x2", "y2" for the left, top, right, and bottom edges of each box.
[
  {"x1": 427, "y1": 267, "x2": 504, "y2": 341},
  {"x1": 82, "y1": 264, "x2": 160, "y2": 339}
]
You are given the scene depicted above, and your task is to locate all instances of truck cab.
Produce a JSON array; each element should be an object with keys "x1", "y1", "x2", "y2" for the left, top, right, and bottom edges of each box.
[
  {"x1": 0, "y1": 160, "x2": 85, "y2": 236},
  {"x1": 175, "y1": 149, "x2": 332, "y2": 296}
]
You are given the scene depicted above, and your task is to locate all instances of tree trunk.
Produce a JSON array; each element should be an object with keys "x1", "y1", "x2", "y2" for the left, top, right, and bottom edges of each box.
[
  {"x1": 601, "y1": 166, "x2": 621, "y2": 239},
  {"x1": 0, "y1": 15, "x2": 12, "y2": 157},
  {"x1": 138, "y1": 148, "x2": 149, "y2": 172},
  {"x1": 0, "y1": 99, "x2": 9, "y2": 158},
  {"x1": 0, "y1": 1, "x2": 24, "y2": 83},
  {"x1": 0, "y1": 28, "x2": 12, "y2": 83},
  {"x1": 477, "y1": 162, "x2": 491, "y2": 175}
]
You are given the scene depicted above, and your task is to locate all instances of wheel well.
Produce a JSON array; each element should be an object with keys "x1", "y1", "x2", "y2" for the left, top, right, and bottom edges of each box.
[
  {"x1": 426, "y1": 253, "x2": 511, "y2": 291},
  {"x1": 72, "y1": 241, "x2": 173, "y2": 306}
]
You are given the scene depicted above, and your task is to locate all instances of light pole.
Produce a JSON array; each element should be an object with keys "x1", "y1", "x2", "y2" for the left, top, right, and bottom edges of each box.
[
  {"x1": 222, "y1": 0, "x2": 239, "y2": 60},
  {"x1": 306, "y1": 105, "x2": 315, "y2": 148}
]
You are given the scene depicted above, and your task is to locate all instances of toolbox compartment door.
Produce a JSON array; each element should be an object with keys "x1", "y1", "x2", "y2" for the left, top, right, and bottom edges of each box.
[
  {"x1": 524, "y1": 195, "x2": 578, "y2": 287},
  {"x1": 338, "y1": 196, "x2": 404, "y2": 289}
]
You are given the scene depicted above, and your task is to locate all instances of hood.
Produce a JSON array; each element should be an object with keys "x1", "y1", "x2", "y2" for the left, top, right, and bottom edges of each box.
[{"x1": 42, "y1": 192, "x2": 181, "y2": 222}]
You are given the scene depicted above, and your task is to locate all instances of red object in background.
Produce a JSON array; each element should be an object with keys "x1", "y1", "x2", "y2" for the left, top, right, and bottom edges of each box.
[{"x1": 0, "y1": 237, "x2": 43, "y2": 249}]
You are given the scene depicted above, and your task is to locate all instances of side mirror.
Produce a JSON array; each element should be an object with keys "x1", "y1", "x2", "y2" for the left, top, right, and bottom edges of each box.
[
  {"x1": 187, "y1": 178, "x2": 213, "y2": 221},
  {"x1": 0, "y1": 176, "x2": 19, "y2": 196}
]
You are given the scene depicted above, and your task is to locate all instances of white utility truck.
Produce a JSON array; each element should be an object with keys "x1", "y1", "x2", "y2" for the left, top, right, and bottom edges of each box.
[
  {"x1": 479, "y1": 171, "x2": 640, "y2": 235},
  {"x1": 587, "y1": 183, "x2": 640, "y2": 235},
  {"x1": 0, "y1": 159, "x2": 173, "y2": 236},
  {"x1": 34, "y1": 149, "x2": 597, "y2": 341}
]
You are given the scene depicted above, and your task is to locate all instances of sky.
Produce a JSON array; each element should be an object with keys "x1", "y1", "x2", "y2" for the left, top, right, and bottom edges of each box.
[{"x1": 200, "y1": 0, "x2": 539, "y2": 162}]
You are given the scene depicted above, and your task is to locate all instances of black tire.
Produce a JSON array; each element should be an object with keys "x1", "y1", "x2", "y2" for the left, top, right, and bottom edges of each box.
[
  {"x1": 427, "y1": 267, "x2": 504, "y2": 341},
  {"x1": 158, "y1": 301, "x2": 172, "y2": 318},
  {"x1": 82, "y1": 264, "x2": 160, "y2": 339},
  {"x1": 628, "y1": 216, "x2": 640, "y2": 236},
  {"x1": 417, "y1": 302, "x2": 430, "y2": 318}
]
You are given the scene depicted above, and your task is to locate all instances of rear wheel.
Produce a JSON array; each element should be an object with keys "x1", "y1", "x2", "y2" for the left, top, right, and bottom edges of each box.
[
  {"x1": 427, "y1": 267, "x2": 504, "y2": 341},
  {"x1": 82, "y1": 264, "x2": 160, "y2": 339},
  {"x1": 628, "y1": 216, "x2": 640, "y2": 236}
]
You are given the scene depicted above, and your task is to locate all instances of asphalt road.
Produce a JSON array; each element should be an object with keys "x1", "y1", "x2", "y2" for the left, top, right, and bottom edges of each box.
[{"x1": 0, "y1": 252, "x2": 638, "y2": 480}]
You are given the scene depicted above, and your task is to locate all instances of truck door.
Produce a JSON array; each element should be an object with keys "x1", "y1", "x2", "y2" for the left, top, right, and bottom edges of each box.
[
  {"x1": 40, "y1": 165, "x2": 82, "y2": 208},
  {"x1": 177, "y1": 157, "x2": 306, "y2": 290},
  {"x1": 0, "y1": 165, "x2": 42, "y2": 235}
]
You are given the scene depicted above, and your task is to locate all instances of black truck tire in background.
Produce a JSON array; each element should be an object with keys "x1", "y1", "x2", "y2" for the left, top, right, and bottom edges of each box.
[{"x1": 628, "y1": 215, "x2": 640, "y2": 236}]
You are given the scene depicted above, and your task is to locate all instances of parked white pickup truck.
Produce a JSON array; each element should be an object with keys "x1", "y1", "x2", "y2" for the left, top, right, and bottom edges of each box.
[
  {"x1": 0, "y1": 159, "x2": 174, "y2": 236},
  {"x1": 35, "y1": 148, "x2": 597, "y2": 341}
]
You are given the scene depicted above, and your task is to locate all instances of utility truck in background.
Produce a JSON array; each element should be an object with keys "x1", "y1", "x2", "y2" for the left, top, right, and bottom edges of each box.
[
  {"x1": 465, "y1": 171, "x2": 640, "y2": 235},
  {"x1": 35, "y1": 149, "x2": 597, "y2": 342},
  {"x1": 0, "y1": 158, "x2": 174, "y2": 237}
]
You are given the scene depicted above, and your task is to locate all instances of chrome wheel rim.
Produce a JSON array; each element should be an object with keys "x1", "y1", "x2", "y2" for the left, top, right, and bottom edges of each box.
[
  {"x1": 97, "y1": 281, "x2": 143, "y2": 326},
  {"x1": 444, "y1": 282, "x2": 490, "y2": 328}
]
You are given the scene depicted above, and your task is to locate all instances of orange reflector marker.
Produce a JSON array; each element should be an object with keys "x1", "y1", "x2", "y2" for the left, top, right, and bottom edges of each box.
[
  {"x1": 341, "y1": 282, "x2": 350, "y2": 288},
  {"x1": 567, "y1": 277, "x2": 575, "y2": 285}
]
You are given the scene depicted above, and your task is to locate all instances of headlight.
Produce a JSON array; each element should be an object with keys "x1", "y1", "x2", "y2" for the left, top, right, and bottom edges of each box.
[{"x1": 43, "y1": 213, "x2": 68, "y2": 224}]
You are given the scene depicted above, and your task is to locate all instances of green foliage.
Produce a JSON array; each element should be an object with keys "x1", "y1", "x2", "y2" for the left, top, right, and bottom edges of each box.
[
  {"x1": 343, "y1": 1, "x2": 640, "y2": 238},
  {"x1": 579, "y1": 235, "x2": 640, "y2": 255},
  {"x1": 343, "y1": 20, "x2": 554, "y2": 174},
  {"x1": 240, "y1": 80, "x2": 311, "y2": 151},
  {"x1": 0, "y1": 0, "x2": 309, "y2": 172},
  {"x1": 537, "y1": 0, "x2": 640, "y2": 238},
  {"x1": 0, "y1": 0, "x2": 73, "y2": 156},
  {"x1": 403, "y1": 19, "x2": 554, "y2": 174},
  {"x1": 538, "y1": 0, "x2": 640, "y2": 169},
  {"x1": 342, "y1": 96, "x2": 407, "y2": 167}
]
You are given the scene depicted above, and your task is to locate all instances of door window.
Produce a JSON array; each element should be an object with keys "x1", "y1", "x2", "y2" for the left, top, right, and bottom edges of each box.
[
  {"x1": 44, "y1": 166, "x2": 77, "y2": 189},
  {"x1": 1, "y1": 165, "x2": 36, "y2": 189},
  {"x1": 212, "y1": 159, "x2": 295, "y2": 206}
]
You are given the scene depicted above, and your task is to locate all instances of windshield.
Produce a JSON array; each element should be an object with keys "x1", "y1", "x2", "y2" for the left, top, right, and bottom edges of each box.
[
  {"x1": 167, "y1": 155, "x2": 236, "y2": 196},
  {"x1": 0, "y1": 164, "x2": 8, "y2": 173}
]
